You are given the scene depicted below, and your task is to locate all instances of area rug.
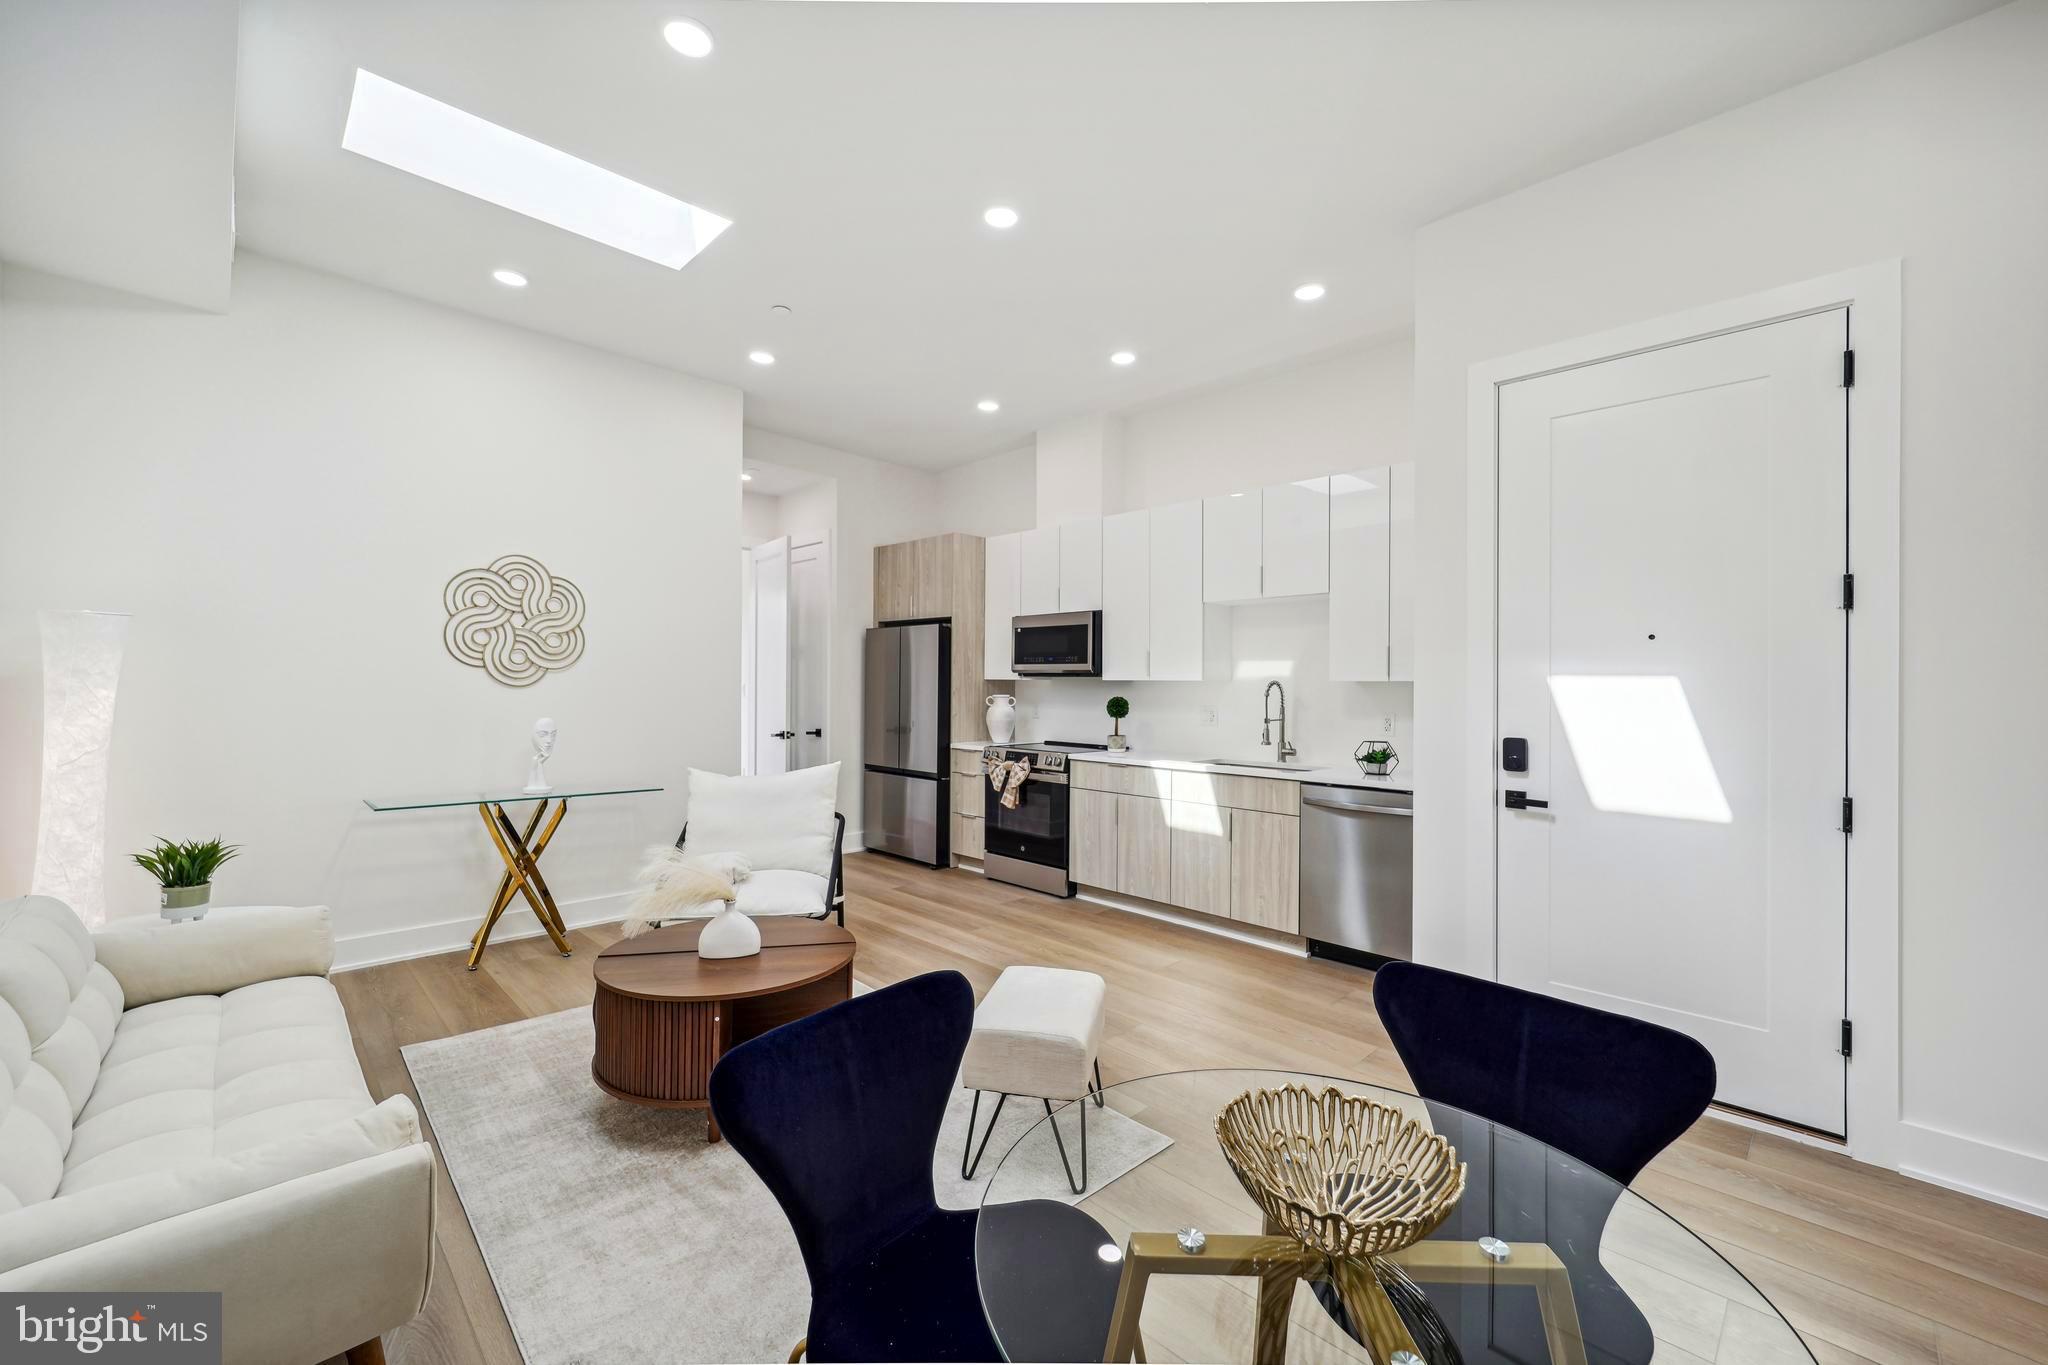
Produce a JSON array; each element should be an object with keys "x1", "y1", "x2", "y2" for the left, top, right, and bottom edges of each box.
[{"x1": 401, "y1": 994, "x2": 1171, "y2": 1365}]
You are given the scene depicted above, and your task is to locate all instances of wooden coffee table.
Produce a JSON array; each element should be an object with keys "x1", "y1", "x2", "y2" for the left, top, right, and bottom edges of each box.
[{"x1": 590, "y1": 917, "x2": 856, "y2": 1141}]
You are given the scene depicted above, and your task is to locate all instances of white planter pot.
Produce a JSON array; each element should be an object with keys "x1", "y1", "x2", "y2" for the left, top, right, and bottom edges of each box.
[{"x1": 697, "y1": 904, "x2": 761, "y2": 959}]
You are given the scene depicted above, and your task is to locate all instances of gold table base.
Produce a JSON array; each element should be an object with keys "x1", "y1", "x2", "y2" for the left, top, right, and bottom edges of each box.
[
  {"x1": 1103, "y1": 1221, "x2": 1587, "y2": 1365},
  {"x1": 467, "y1": 798, "x2": 573, "y2": 970}
]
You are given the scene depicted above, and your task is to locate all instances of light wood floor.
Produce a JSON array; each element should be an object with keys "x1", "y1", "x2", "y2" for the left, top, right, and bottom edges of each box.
[{"x1": 330, "y1": 853, "x2": 2048, "y2": 1365}]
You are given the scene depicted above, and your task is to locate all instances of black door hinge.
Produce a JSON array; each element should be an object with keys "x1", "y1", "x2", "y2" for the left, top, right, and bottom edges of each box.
[
  {"x1": 1839, "y1": 1019, "x2": 1854, "y2": 1059},
  {"x1": 1840, "y1": 797, "x2": 1854, "y2": 835},
  {"x1": 1840, "y1": 573, "x2": 1855, "y2": 609},
  {"x1": 1842, "y1": 349, "x2": 1856, "y2": 388}
]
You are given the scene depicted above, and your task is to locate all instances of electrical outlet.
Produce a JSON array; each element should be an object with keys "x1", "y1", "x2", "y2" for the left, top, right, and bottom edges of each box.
[
  {"x1": 1197, "y1": 705, "x2": 1219, "y2": 727},
  {"x1": 1380, "y1": 715, "x2": 1396, "y2": 736}
]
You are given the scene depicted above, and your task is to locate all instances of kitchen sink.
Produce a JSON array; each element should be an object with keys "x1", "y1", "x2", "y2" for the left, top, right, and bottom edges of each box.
[{"x1": 1193, "y1": 758, "x2": 1318, "y2": 771}]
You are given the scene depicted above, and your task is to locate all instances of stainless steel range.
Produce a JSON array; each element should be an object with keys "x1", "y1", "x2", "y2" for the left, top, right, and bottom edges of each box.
[{"x1": 979, "y1": 741, "x2": 1106, "y2": 897}]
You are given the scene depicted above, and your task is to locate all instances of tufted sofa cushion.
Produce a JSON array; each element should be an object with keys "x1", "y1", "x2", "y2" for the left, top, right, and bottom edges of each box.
[
  {"x1": 0, "y1": 897, "x2": 124, "y2": 1213},
  {"x1": 58, "y1": 976, "x2": 372, "y2": 1196}
]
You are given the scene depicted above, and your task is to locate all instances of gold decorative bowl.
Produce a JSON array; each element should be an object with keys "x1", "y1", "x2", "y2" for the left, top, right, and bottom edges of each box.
[{"x1": 1215, "y1": 1084, "x2": 1467, "y2": 1258}]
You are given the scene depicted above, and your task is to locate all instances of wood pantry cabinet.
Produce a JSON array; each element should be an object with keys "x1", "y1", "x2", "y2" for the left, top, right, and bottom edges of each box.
[
  {"x1": 1069, "y1": 765, "x2": 1300, "y2": 934},
  {"x1": 873, "y1": 533, "x2": 991, "y2": 744}
]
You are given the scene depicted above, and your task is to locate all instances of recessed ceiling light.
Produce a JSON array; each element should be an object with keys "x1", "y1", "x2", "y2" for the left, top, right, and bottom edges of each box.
[
  {"x1": 341, "y1": 69, "x2": 731, "y2": 269},
  {"x1": 1110, "y1": 351, "x2": 1136, "y2": 366},
  {"x1": 749, "y1": 350, "x2": 776, "y2": 366},
  {"x1": 1293, "y1": 282, "x2": 1327, "y2": 302},
  {"x1": 983, "y1": 205, "x2": 1019, "y2": 230},
  {"x1": 977, "y1": 399, "x2": 1000, "y2": 413},
  {"x1": 662, "y1": 19, "x2": 714, "y2": 59},
  {"x1": 741, "y1": 471, "x2": 754, "y2": 482},
  {"x1": 491, "y1": 268, "x2": 528, "y2": 288}
]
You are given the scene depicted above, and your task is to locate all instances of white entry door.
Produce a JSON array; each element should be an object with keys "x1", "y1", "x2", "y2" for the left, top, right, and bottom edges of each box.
[
  {"x1": 790, "y1": 536, "x2": 830, "y2": 770},
  {"x1": 1497, "y1": 308, "x2": 1849, "y2": 1135},
  {"x1": 752, "y1": 537, "x2": 792, "y2": 776}
]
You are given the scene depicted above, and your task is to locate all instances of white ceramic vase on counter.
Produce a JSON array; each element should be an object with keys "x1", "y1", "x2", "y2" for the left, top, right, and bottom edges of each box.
[{"x1": 986, "y1": 694, "x2": 1018, "y2": 744}]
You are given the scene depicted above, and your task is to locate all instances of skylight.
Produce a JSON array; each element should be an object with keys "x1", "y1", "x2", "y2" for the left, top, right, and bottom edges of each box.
[{"x1": 341, "y1": 69, "x2": 731, "y2": 270}]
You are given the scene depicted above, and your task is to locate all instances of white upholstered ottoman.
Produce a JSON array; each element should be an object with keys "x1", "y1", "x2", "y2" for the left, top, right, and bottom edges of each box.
[{"x1": 960, "y1": 965, "x2": 1107, "y2": 1193}]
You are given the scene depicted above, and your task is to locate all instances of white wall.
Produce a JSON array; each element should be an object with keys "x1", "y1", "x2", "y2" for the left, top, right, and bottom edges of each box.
[
  {"x1": 1119, "y1": 340, "x2": 1412, "y2": 510},
  {"x1": 1409, "y1": 0, "x2": 2048, "y2": 1209},
  {"x1": 0, "y1": 254, "x2": 743, "y2": 966},
  {"x1": 938, "y1": 444, "x2": 1035, "y2": 539},
  {"x1": 740, "y1": 428, "x2": 944, "y2": 835},
  {"x1": 740, "y1": 491, "x2": 784, "y2": 547}
]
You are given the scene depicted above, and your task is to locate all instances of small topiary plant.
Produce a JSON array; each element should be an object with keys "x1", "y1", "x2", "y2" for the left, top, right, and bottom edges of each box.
[{"x1": 1106, "y1": 695, "x2": 1130, "y2": 741}]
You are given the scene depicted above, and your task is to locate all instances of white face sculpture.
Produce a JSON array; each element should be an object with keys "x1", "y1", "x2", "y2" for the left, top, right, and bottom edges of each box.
[{"x1": 532, "y1": 717, "x2": 557, "y2": 759}]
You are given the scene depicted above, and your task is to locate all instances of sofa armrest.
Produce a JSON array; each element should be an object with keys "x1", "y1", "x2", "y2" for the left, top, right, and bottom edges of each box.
[
  {"x1": 0, "y1": 1096, "x2": 433, "y2": 1365},
  {"x1": 92, "y1": 905, "x2": 335, "y2": 1007},
  {"x1": 0, "y1": 1141, "x2": 435, "y2": 1365}
]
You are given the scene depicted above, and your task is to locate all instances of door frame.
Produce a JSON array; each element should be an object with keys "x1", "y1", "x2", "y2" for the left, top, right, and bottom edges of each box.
[
  {"x1": 1459, "y1": 261, "x2": 1900, "y2": 1165},
  {"x1": 789, "y1": 531, "x2": 833, "y2": 771}
]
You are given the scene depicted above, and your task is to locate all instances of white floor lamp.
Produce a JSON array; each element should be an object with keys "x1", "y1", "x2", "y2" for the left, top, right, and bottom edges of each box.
[{"x1": 31, "y1": 609, "x2": 129, "y2": 928}]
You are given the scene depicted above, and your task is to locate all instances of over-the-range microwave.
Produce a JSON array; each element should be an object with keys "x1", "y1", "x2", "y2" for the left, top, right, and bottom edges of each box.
[{"x1": 1011, "y1": 610, "x2": 1103, "y2": 676}]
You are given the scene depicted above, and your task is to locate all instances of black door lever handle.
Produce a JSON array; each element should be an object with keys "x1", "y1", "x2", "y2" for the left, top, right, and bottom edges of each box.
[
  {"x1": 804, "y1": 728, "x2": 823, "y2": 738},
  {"x1": 1504, "y1": 789, "x2": 1550, "y2": 810}
]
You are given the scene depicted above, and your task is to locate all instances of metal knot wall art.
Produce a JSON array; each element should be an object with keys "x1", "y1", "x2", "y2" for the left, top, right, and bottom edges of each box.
[{"x1": 443, "y1": 554, "x2": 586, "y2": 687}]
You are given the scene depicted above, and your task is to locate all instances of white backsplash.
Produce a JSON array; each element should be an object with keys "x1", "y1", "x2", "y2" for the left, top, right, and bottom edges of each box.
[{"x1": 997, "y1": 599, "x2": 1413, "y2": 772}]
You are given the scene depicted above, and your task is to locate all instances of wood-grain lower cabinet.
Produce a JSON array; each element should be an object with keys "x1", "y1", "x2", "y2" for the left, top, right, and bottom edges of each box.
[
  {"x1": 1169, "y1": 801, "x2": 1232, "y2": 918},
  {"x1": 954, "y1": 812, "x2": 984, "y2": 860},
  {"x1": 1229, "y1": 809, "x2": 1300, "y2": 933},
  {"x1": 1069, "y1": 787, "x2": 1118, "y2": 889},
  {"x1": 1115, "y1": 794, "x2": 1172, "y2": 903}
]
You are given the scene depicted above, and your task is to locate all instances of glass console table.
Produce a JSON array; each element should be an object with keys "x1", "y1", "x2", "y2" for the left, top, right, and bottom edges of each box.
[{"x1": 363, "y1": 785, "x2": 663, "y2": 969}]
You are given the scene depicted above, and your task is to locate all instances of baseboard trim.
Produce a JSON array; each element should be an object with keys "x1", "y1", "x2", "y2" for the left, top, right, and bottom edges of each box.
[
  {"x1": 1896, "y1": 1118, "x2": 2048, "y2": 1219},
  {"x1": 334, "y1": 892, "x2": 631, "y2": 971}
]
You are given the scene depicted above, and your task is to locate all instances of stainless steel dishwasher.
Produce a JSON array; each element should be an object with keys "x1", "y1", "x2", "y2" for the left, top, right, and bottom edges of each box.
[{"x1": 1299, "y1": 784, "x2": 1413, "y2": 966}]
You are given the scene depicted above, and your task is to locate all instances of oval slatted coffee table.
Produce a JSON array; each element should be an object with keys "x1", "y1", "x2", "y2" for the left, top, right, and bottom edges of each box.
[{"x1": 591, "y1": 917, "x2": 855, "y2": 1141}]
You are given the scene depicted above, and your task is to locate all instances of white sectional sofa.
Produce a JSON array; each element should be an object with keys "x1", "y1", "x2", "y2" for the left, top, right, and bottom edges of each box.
[{"x1": 0, "y1": 895, "x2": 434, "y2": 1365}]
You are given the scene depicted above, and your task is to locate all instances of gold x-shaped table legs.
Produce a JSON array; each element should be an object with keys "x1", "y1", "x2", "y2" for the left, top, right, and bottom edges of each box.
[
  {"x1": 1103, "y1": 1222, "x2": 1586, "y2": 1365},
  {"x1": 468, "y1": 799, "x2": 572, "y2": 970}
]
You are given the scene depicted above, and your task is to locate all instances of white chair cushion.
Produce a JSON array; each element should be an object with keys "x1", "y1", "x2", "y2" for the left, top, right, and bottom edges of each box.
[
  {"x1": 0, "y1": 896, "x2": 123, "y2": 1213},
  {"x1": 962, "y1": 966, "x2": 1107, "y2": 1103},
  {"x1": 56, "y1": 975, "x2": 371, "y2": 1196},
  {"x1": 734, "y1": 870, "x2": 830, "y2": 917},
  {"x1": 683, "y1": 764, "x2": 839, "y2": 879}
]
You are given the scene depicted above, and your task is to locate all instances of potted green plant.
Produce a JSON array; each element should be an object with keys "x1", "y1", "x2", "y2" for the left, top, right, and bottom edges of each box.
[
  {"x1": 1106, "y1": 695, "x2": 1131, "y2": 751},
  {"x1": 132, "y1": 837, "x2": 239, "y2": 921},
  {"x1": 1354, "y1": 739, "x2": 1400, "y2": 778}
]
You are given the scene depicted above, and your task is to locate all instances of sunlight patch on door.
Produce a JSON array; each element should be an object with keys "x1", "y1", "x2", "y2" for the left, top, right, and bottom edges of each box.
[{"x1": 1547, "y1": 675, "x2": 1732, "y2": 823}]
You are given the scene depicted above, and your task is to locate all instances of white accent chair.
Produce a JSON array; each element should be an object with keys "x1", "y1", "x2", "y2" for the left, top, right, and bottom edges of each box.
[
  {"x1": 0, "y1": 895, "x2": 434, "y2": 1365},
  {"x1": 960, "y1": 965, "x2": 1108, "y2": 1193},
  {"x1": 677, "y1": 763, "x2": 847, "y2": 924}
]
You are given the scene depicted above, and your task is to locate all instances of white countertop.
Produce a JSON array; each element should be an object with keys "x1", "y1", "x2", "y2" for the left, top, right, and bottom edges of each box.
[{"x1": 953, "y1": 740, "x2": 1411, "y2": 792}]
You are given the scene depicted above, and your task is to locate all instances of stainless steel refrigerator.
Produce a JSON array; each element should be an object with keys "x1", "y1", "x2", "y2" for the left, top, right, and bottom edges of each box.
[{"x1": 862, "y1": 622, "x2": 951, "y2": 866}]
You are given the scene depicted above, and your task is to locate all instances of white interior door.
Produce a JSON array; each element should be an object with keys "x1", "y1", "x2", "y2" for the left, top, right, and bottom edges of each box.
[
  {"x1": 752, "y1": 536, "x2": 792, "y2": 776},
  {"x1": 1497, "y1": 309, "x2": 1849, "y2": 1135},
  {"x1": 790, "y1": 536, "x2": 830, "y2": 770},
  {"x1": 739, "y1": 548, "x2": 757, "y2": 775}
]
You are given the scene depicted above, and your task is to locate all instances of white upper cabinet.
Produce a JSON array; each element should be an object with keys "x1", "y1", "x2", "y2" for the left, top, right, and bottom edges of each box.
[
  {"x1": 1019, "y1": 525, "x2": 1060, "y2": 615},
  {"x1": 1203, "y1": 491, "x2": 1262, "y2": 603},
  {"x1": 1059, "y1": 518, "x2": 1103, "y2": 610},
  {"x1": 1328, "y1": 468, "x2": 1391, "y2": 681},
  {"x1": 1149, "y1": 500, "x2": 1207, "y2": 680},
  {"x1": 1261, "y1": 476, "x2": 1331, "y2": 597},
  {"x1": 984, "y1": 531, "x2": 1021, "y2": 680},
  {"x1": 1389, "y1": 461, "x2": 1416, "y2": 681},
  {"x1": 1100, "y1": 510, "x2": 1149, "y2": 680}
]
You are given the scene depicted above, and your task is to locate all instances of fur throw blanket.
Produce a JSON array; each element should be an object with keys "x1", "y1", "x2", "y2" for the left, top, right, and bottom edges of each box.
[{"x1": 620, "y1": 846, "x2": 750, "y2": 938}]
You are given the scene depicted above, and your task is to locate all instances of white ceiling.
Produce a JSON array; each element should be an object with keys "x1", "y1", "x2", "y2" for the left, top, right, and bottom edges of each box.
[
  {"x1": 742, "y1": 460, "x2": 824, "y2": 497},
  {"x1": 0, "y1": 0, "x2": 238, "y2": 310},
  {"x1": 14, "y1": 1, "x2": 2003, "y2": 467}
]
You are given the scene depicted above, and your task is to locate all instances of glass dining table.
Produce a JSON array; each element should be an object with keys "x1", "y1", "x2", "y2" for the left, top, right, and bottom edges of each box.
[{"x1": 975, "y1": 1069, "x2": 1812, "y2": 1365}]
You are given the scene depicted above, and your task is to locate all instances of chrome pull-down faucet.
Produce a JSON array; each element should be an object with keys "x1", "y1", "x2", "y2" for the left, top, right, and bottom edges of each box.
[{"x1": 1261, "y1": 681, "x2": 1297, "y2": 763}]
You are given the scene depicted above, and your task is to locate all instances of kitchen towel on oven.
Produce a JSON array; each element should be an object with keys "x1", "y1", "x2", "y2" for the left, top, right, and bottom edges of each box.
[{"x1": 985, "y1": 757, "x2": 1030, "y2": 809}]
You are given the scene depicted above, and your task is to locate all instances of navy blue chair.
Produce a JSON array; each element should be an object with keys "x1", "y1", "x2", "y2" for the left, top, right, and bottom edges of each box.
[
  {"x1": 708, "y1": 971, "x2": 999, "y2": 1363},
  {"x1": 1349, "y1": 961, "x2": 1719, "y2": 1365}
]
